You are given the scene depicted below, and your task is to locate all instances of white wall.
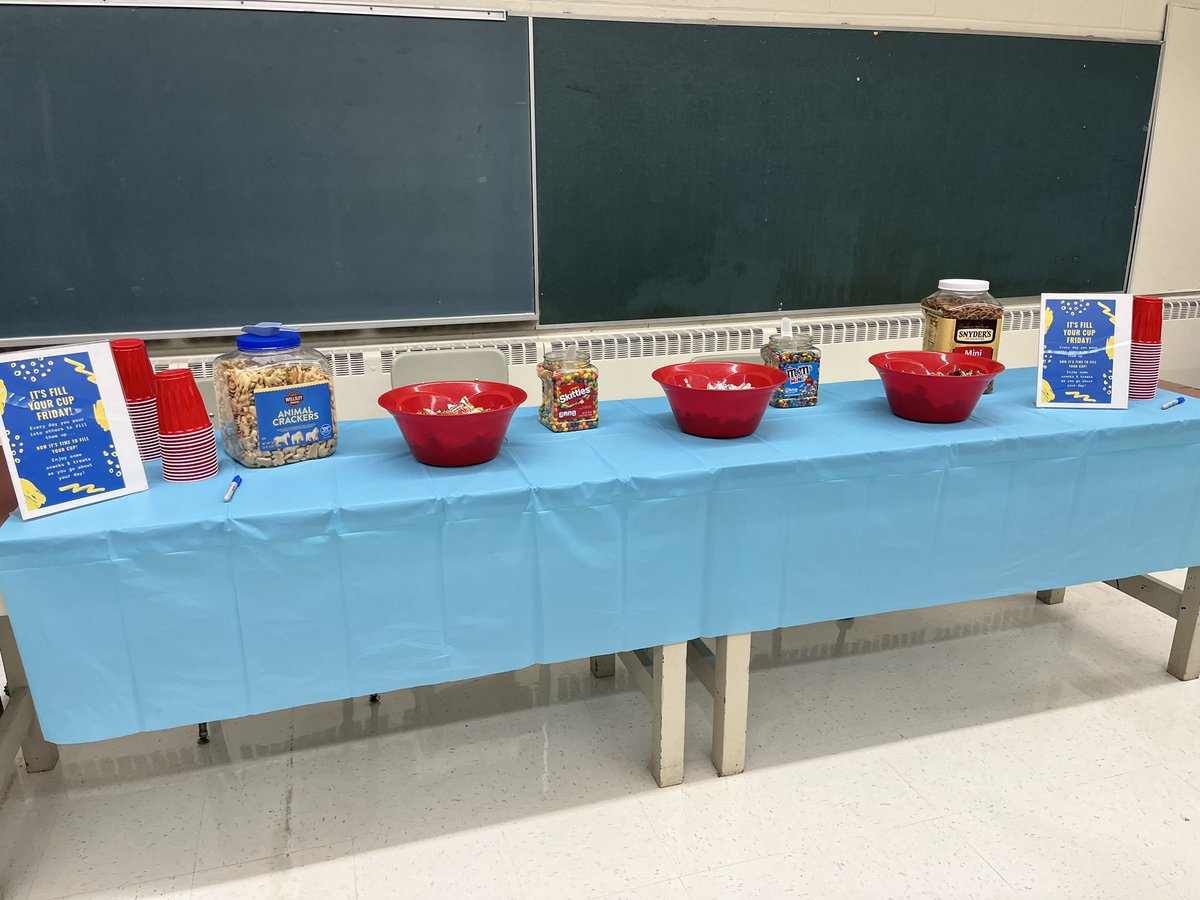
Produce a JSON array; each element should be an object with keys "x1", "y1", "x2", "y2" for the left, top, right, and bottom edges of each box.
[{"x1": 445, "y1": 0, "x2": 1170, "y2": 40}]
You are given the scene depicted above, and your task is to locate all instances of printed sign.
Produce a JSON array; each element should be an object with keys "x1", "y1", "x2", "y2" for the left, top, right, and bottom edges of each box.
[
  {"x1": 0, "y1": 344, "x2": 148, "y2": 519},
  {"x1": 1037, "y1": 294, "x2": 1132, "y2": 409}
]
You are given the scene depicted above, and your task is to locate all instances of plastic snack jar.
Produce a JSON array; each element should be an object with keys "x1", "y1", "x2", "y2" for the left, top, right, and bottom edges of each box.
[
  {"x1": 214, "y1": 323, "x2": 338, "y2": 467},
  {"x1": 760, "y1": 320, "x2": 821, "y2": 408},
  {"x1": 537, "y1": 347, "x2": 599, "y2": 432},
  {"x1": 921, "y1": 279, "x2": 1003, "y2": 393}
]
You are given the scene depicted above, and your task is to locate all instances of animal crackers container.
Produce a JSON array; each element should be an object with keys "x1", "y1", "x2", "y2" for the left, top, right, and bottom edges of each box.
[{"x1": 214, "y1": 323, "x2": 338, "y2": 467}]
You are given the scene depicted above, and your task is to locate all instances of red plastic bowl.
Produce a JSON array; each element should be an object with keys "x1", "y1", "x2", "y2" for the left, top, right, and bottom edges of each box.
[
  {"x1": 869, "y1": 351, "x2": 1005, "y2": 424},
  {"x1": 652, "y1": 362, "x2": 786, "y2": 438},
  {"x1": 378, "y1": 381, "x2": 528, "y2": 467}
]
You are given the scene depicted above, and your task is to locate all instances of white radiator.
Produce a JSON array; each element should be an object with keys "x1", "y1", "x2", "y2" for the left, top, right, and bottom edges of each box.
[{"x1": 152, "y1": 298, "x2": 1200, "y2": 422}]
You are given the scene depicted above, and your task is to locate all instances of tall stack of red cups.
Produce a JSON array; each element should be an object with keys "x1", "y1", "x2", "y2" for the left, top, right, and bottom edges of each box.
[
  {"x1": 156, "y1": 369, "x2": 219, "y2": 482},
  {"x1": 1130, "y1": 295, "x2": 1163, "y2": 400},
  {"x1": 109, "y1": 339, "x2": 161, "y2": 461}
]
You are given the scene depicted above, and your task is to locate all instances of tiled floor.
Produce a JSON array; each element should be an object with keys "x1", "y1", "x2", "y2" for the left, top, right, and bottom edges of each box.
[{"x1": 2, "y1": 575, "x2": 1199, "y2": 899}]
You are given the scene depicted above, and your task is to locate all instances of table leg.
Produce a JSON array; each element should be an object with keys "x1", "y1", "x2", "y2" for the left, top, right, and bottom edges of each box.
[
  {"x1": 0, "y1": 617, "x2": 59, "y2": 773},
  {"x1": 1037, "y1": 588, "x2": 1066, "y2": 605},
  {"x1": 617, "y1": 643, "x2": 686, "y2": 787},
  {"x1": 711, "y1": 633, "x2": 751, "y2": 777},
  {"x1": 590, "y1": 654, "x2": 616, "y2": 678},
  {"x1": 1168, "y1": 567, "x2": 1200, "y2": 682},
  {"x1": 650, "y1": 643, "x2": 686, "y2": 788}
]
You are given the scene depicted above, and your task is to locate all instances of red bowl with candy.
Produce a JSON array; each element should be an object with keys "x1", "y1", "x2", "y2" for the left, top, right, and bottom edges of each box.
[
  {"x1": 652, "y1": 362, "x2": 786, "y2": 438},
  {"x1": 869, "y1": 351, "x2": 1005, "y2": 424},
  {"x1": 378, "y1": 381, "x2": 528, "y2": 466}
]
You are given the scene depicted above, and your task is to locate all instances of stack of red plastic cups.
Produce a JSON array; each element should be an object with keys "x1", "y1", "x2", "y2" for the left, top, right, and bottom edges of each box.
[
  {"x1": 110, "y1": 339, "x2": 161, "y2": 461},
  {"x1": 1130, "y1": 295, "x2": 1163, "y2": 400},
  {"x1": 156, "y1": 369, "x2": 219, "y2": 482}
]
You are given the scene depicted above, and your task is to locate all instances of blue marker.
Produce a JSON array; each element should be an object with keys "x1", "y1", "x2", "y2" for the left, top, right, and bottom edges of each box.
[
  {"x1": 1161, "y1": 396, "x2": 1186, "y2": 410},
  {"x1": 223, "y1": 475, "x2": 243, "y2": 502}
]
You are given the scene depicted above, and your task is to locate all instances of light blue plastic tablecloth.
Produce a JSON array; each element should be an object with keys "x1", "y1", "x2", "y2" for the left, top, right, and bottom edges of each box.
[{"x1": 2, "y1": 369, "x2": 1198, "y2": 743}]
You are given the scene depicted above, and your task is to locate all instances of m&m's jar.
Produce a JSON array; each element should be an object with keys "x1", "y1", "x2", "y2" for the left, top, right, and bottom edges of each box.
[
  {"x1": 537, "y1": 348, "x2": 599, "y2": 432},
  {"x1": 761, "y1": 325, "x2": 821, "y2": 409}
]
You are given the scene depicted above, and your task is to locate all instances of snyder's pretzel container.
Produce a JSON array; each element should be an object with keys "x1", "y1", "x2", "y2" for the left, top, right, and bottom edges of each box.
[
  {"x1": 214, "y1": 323, "x2": 339, "y2": 468},
  {"x1": 921, "y1": 279, "x2": 1004, "y2": 394}
]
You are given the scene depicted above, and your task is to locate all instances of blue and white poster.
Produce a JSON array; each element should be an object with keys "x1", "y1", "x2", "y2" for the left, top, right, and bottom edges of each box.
[
  {"x1": 1037, "y1": 294, "x2": 1132, "y2": 410},
  {"x1": 0, "y1": 343, "x2": 147, "y2": 520}
]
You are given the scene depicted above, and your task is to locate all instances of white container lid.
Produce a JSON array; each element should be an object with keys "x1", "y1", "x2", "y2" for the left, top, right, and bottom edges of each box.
[{"x1": 938, "y1": 278, "x2": 990, "y2": 292}]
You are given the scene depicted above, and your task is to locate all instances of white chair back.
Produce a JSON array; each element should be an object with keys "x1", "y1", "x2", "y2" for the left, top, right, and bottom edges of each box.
[{"x1": 389, "y1": 348, "x2": 509, "y2": 389}]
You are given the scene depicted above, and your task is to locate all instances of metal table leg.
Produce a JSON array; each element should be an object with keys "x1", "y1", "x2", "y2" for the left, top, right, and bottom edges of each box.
[
  {"x1": 0, "y1": 616, "x2": 59, "y2": 774},
  {"x1": 1107, "y1": 566, "x2": 1200, "y2": 681},
  {"x1": 1168, "y1": 568, "x2": 1200, "y2": 681}
]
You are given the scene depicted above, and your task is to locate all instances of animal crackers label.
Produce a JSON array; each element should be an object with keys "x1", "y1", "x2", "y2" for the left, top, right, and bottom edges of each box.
[{"x1": 253, "y1": 381, "x2": 334, "y2": 452}]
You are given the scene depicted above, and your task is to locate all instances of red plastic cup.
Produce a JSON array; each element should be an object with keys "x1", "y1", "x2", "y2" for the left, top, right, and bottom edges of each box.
[
  {"x1": 155, "y1": 370, "x2": 211, "y2": 435},
  {"x1": 1130, "y1": 339, "x2": 1162, "y2": 400},
  {"x1": 163, "y1": 466, "x2": 219, "y2": 483},
  {"x1": 1133, "y1": 296, "x2": 1163, "y2": 344},
  {"x1": 110, "y1": 339, "x2": 157, "y2": 402}
]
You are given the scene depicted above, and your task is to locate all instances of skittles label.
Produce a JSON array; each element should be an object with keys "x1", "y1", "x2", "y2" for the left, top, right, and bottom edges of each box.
[{"x1": 253, "y1": 381, "x2": 334, "y2": 452}]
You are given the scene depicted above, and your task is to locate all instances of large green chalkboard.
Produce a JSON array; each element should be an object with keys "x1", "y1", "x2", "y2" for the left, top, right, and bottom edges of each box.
[
  {"x1": 0, "y1": 7, "x2": 534, "y2": 340},
  {"x1": 534, "y1": 20, "x2": 1159, "y2": 325}
]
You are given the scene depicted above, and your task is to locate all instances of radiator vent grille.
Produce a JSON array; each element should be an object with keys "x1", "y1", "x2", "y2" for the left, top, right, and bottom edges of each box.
[
  {"x1": 327, "y1": 350, "x2": 366, "y2": 378},
  {"x1": 153, "y1": 359, "x2": 214, "y2": 379},
  {"x1": 1164, "y1": 298, "x2": 1200, "y2": 321}
]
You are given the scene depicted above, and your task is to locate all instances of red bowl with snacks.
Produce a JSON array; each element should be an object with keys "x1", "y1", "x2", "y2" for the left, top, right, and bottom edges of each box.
[
  {"x1": 869, "y1": 351, "x2": 1005, "y2": 424},
  {"x1": 378, "y1": 381, "x2": 528, "y2": 467},
  {"x1": 652, "y1": 362, "x2": 786, "y2": 438}
]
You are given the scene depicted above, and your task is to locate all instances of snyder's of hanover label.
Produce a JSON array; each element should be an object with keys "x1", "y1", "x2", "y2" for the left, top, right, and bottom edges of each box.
[
  {"x1": 924, "y1": 312, "x2": 1002, "y2": 361},
  {"x1": 253, "y1": 381, "x2": 334, "y2": 452},
  {"x1": 954, "y1": 323, "x2": 997, "y2": 344}
]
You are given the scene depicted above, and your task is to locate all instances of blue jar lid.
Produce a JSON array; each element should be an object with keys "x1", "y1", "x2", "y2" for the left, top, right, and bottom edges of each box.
[{"x1": 236, "y1": 322, "x2": 302, "y2": 352}]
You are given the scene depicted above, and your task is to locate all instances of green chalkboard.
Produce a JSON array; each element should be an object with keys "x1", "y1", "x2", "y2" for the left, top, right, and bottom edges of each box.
[
  {"x1": 534, "y1": 20, "x2": 1159, "y2": 325},
  {"x1": 0, "y1": 7, "x2": 534, "y2": 340}
]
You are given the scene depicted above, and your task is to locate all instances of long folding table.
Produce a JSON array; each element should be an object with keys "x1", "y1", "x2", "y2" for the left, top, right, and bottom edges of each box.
[{"x1": 1, "y1": 369, "x2": 1198, "y2": 787}]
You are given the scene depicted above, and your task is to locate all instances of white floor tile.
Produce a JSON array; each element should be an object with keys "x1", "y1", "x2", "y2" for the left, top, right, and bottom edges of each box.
[
  {"x1": 502, "y1": 797, "x2": 678, "y2": 900},
  {"x1": 638, "y1": 771, "x2": 813, "y2": 876},
  {"x1": 752, "y1": 745, "x2": 939, "y2": 836},
  {"x1": 353, "y1": 827, "x2": 522, "y2": 900},
  {"x1": 0, "y1": 794, "x2": 58, "y2": 900},
  {"x1": 880, "y1": 719, "x2": 1056, "y2": 815},
  {"x1": 680, "y1": 818, "x2": 1017, "y2": 900},
  {"x1": 190, "y1": 842, "x2": 356, "y2": 900},
  {"x1": 595, "y1": 878, "x2": 690, "y2": 900},
  {"x1": 28, "y1": 780, "x2": 204, "y2": 899},
  {"x1": 1044, "y1": 766, "x2": 1200, "y2": 887},
  {"x1": 1120, "y1": 883, "x2": 1190, "y2": 900},
  {"x1": 66, "y1": 873, "x2": 194, "y2": 899},
  {"x1": 945, "y1": 772, "x2": 1174, "y2": 899}
]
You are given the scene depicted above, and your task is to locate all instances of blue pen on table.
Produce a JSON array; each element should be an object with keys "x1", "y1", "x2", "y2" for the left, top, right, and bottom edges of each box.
[
  {"x1": 1161, "y1": 396, "x2": 1186, "y2": 410},
  {"x1": 223, "y1": 475, "x2": 243, "y2": 502}
]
